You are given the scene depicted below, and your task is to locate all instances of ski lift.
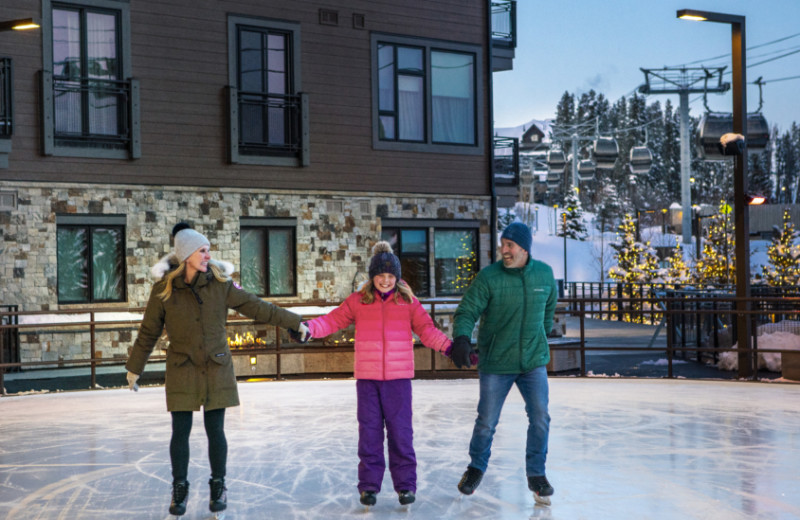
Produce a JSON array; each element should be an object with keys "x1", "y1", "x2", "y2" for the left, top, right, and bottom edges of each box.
[
  {"x1": 546, "y1": 166, "x2": 563, "y2": 190},
  {"x1": 697, "y1": 112, "x2": 769, "y2": 159},
  {"x1": 697, "y1": 77, "x2": 770, "y2": 159},
  {"x1": 592, "y1": 137, "x2": 619, "y2": 169},
  {"x1": 547, "y1": 149, "x2": 566, "y2": 172},
  {"x1": 577, "y1": 159, "x2": 596, "y2": 181},
  {"x1": 629, "y1": 146, "x2": 653, "y2": 175}
]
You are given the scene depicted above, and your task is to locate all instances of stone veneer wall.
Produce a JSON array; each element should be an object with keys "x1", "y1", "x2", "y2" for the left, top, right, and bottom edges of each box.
[{"x1": 0, "y1": 181, "x2": 490, "y2": 365}]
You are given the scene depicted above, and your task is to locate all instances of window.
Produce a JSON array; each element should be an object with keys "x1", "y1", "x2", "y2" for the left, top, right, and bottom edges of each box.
[
  {"x1": 372, "y1": 34, "x2": 483, "y2": 154},
  {"x1": 382, "y1": 228, "x2": 430, "y2": 296},
  {"x1": 227, "y1": 16, "x2": 307, "y2": 166},
  {"x1": 42, "y1": 0, "x2": 138, "y2": 159},
  {"x1": 0, "y1": 57, "x2": 11, "y2": 138},
  {"x1": 381, "y1": 221, "x2": 479, "y2": 297},
  {"x1": 56, "y1": 215, "x2": 126, "y2": 303},
  {"x1": 240, "y1": 218, "x2": 296, "y2": 297},
  {"x1": 434, "y1": 229, "x2": 478, "y2": 296}
]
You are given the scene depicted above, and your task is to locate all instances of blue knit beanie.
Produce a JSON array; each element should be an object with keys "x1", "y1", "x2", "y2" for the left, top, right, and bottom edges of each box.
[
  {"x1": 368, "y1": 241, "x2": 401, "y2": 279},
  {"x1": 500, "y1": 222, "x2": 532, "y2": 254}
]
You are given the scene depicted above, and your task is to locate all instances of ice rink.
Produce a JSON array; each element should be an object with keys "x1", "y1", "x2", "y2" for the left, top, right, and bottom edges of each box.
[{"x1": 1, "y1": 378, "x2": 799, "y2": 520}]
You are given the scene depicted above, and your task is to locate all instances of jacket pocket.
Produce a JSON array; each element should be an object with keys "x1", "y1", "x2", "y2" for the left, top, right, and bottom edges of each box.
[{"x1": 165, "y1": 350, "x2": 196, "y2": 395}]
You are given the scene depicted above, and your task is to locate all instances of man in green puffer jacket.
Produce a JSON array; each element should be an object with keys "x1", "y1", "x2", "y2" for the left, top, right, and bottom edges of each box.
[{"x1": 449, "y1": 221, "x2": 558, "y2": 505}]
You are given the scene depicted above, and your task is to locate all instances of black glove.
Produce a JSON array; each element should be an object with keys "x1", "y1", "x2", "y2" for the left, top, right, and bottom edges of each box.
[
  {"x1": 288, "y1": 322, "x2": 311, "y2": 344},
  {"x1": 449, "y1": 335, "x2": 474, "y2": 369}
]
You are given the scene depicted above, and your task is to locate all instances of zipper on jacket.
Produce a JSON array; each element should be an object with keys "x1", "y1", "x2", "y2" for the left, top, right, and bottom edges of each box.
[
  {"x1": 519, "y1": 270, "x2": 527, "y2": 372},
  {"x1": 381, "y1": 295, "x2": 387, "y2": 380}
]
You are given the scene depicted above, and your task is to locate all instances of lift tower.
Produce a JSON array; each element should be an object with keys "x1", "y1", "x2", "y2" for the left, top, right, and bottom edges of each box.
[{"x1": 638, "y1": 67, "x2": 729, "y2": 244}]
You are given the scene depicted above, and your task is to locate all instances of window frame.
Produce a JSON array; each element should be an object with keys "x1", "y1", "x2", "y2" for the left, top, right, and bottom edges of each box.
[
  {"x1": 41, "y1": 0, "x2": 138, "y2": 159},
  {"x1": 239, "y1": 217, "x2": 298, "y2": 297},
  {"x1": 381, "y1": 219, "x2": 480, "y2": 297},
  {"x1": 56, "y1": 214, "x2": 127, "y2": 304},
  {"x1": 371, "y1": 33, "x2": 483, "y2": 155},
  {"x1": 227, "y1": 15, "x2": 307, "y2": 167}
]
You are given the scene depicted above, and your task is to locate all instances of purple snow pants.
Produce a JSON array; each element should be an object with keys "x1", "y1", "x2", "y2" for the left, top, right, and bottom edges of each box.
[{"x1": 356, "y1": 378, "x2": 416, "y2": 493}]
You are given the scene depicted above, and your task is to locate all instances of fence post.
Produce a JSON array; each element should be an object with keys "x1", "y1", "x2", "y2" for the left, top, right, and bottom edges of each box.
[
  {"x1": 579, "y1": 300, "x2": 586, "y2": 377},
  {"x1": 275, "y1": 325, "x2": 282, "y2": 380},
  {"x1": 90, "y1": 311, "x2": 96, "y2": 389}
]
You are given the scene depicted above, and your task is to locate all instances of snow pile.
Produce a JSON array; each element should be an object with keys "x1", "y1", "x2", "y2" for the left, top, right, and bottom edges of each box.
[
  {"x1": 640, "y1": 358, "x2": 688, "y2": 366},
  {"x1": 718, "y1": 331, "x2": 800, "y2": 372}
]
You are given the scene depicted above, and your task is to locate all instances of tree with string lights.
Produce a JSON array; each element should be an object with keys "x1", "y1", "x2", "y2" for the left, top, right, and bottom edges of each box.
[
  {"x1": 664, "y1": 236, "x2": 692, "y2": 286},
  {"x1": 694, "y1": 203, "x2": 735, "y2": 287},
  {"x1": 560, "y1": 187, "x2": 588, "y2": 240},
  {"x1": 761, "y1": 208, "x2": 800, "y2": 287}
]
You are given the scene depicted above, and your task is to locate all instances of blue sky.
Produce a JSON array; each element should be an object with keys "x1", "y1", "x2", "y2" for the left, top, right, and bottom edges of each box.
[{"x1": 493, "y1": 0, "x2": 800, "y2": 133}]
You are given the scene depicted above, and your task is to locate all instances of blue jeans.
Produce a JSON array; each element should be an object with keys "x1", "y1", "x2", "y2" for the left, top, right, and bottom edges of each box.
[{"x1": 468, "y1": 366, "x2": 550, "y2": 476}]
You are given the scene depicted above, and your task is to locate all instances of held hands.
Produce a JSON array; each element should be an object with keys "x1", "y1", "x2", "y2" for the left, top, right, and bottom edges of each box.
[
  {"x1": 288, "y1": 322, "x2": 311, "y2": 344},
  {"x1": 126, "y1": 371, "x2": 140, "y2": 392},
  {"x1": 449, "y1": 335, "x2": 475, "y2": 369}
]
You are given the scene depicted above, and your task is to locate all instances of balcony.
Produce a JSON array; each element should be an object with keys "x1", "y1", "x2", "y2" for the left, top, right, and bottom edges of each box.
[
  {"x1": 227, "y1": 88, "x2": 309, "y2": 166},
  {"x1": 0, "y1": 57, "x2": 11, "y2": 168},
  {"x1": 41, "y1": 71, "x2": 141, "y2": 159},
  {"x1": 493, "y1": 135, "x2": 519, "y2": 207},
  {"x1": 491, "y1": 0, "x2": 516, "y2": 72}
]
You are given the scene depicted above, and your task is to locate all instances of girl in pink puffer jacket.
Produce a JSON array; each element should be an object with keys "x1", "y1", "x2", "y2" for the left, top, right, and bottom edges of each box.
[{"x1": 305, "y1": 241, "x2": 455, "y2": 507}]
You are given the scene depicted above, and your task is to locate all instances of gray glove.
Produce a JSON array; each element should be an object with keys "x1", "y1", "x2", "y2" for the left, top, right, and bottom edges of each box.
[{"x1": 126, "y1": 371, "x2": 140, "y2": 392}]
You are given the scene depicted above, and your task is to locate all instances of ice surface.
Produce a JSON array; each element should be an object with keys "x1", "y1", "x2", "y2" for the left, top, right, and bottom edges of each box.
[{"x1": 1, "y1": 378, "x2": 799, "y2": 519}]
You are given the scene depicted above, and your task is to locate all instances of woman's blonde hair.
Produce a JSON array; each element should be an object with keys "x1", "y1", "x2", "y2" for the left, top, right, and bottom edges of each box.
[
  {"x1": 157, "y1": 261, "x2": 229, "y2": 301},
  {"x1": 359, "y1": 277, "x2": 415, "y2": 304}
]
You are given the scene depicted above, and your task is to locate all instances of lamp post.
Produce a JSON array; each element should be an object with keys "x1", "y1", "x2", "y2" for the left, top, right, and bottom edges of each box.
[{"x1": 678, "y1": 9, "x2": 752, "y2": 378}]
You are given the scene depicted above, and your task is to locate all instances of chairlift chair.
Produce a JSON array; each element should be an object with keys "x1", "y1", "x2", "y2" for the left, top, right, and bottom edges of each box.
[
  {"x1": 577, "y1": 159, "x2": 596, "y2": 181},
  {"x1": 629, "y1": 146, "x2": 653, "y2": 175},
  {"x1": 697, "y1": 112, "x2": 770, "y2": 159},
  {"x1": 547, "y1": 149, "x2": 566, "y2": 172},
  {"x1": 592, "y1": 137, "x2": 619, "y2": 169}
]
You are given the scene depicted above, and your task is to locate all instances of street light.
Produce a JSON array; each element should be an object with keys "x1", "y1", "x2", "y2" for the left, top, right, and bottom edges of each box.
[
  {"x1": 0, "y1": 18, "x2": 40, "y2": 32},
  {"x1": 678, "y1": 8, "x2": 752, "y2": 378}
]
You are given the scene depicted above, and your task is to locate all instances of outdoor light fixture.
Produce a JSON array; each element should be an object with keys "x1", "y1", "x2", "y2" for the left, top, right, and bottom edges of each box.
[
  {"x1": 745, "y1": 194, "x2": 766, "y2": 205},
  {"x1": 249, "y1": 355, "x2": 257, "y2": 366},
  {"x1": 678, "y1": 8, "x2": 753, "y2": 378},
  {"x1": 0, "y1": 18, "x2": 40, "y2": 32}
]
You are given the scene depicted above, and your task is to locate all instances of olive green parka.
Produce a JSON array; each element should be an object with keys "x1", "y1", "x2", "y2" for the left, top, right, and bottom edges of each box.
[{"x1": 126, "y1": 256, "x2": 301, "y2": 411}]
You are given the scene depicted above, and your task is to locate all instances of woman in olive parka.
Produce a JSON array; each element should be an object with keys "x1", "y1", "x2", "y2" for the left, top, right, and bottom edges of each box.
[{"x1": 125, "y1": 223, "x2": 309, "y2": 517}]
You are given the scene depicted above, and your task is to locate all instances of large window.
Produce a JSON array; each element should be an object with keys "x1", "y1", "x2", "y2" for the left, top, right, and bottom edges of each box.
[
  {"x1": 381, "y1": 222, "x2": 479, "y2": 297},
  {"x1": 227, "y1": 16, "x2": 307, "y2": 166},
  {"x1": 372, "y1": 34, "x2": 482, "y2": 154},
  {"x1": 42, "y1": 0, "x2": 139, "y2": 159},
  {"x1": 240, "y1": 219, "x2": 296, "y2": 297},
  {"x1": 56, "y1": 215, "x2": 126, "y2": 304}
]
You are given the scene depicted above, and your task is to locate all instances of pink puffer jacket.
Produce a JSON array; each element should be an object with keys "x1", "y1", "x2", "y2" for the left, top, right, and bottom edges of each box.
[{"x1": 306, "y1": 291, "x2": 451, "y2": 380}]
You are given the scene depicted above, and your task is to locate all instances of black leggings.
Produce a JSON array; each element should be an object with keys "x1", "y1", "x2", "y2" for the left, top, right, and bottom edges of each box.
[{"x1": 170, "y1": 408, "x2": 227, "y2": 482}]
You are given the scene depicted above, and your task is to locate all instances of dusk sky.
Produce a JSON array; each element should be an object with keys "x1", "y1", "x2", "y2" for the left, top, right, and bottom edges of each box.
[{"x1": 493, "y1": 0, "x2": 800, "y2": 133}]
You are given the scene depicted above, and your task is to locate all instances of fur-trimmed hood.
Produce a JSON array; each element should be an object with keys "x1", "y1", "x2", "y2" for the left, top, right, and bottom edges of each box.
[{"x1": 150, "y1": 253, "x2": 235, "y2": 280}]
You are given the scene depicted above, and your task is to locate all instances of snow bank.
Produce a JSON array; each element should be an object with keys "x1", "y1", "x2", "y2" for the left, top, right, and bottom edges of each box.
[{"x1": 718, "y1": 330, "x2": 800, "y2": 372}]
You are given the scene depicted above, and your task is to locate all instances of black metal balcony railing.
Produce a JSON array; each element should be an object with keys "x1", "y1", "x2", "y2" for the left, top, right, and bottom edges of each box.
[
  {"x1": 237, "y1": 91, "x2": 302, "y2": 157},
  {"x1": 493, "y1": 135, "x2": 519, "y2": 186},
  {"x1": 52, "y1": 76, "x2": 132, "y2": 149},
  {"x1": 491, "y1": 0, "x2": 517, "y2": 49},
  {"x1": 0, "y1": 57, "x2": 12, "y2": 138}
]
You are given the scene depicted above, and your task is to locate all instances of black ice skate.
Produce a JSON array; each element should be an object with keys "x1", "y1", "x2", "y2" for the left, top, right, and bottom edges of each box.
[
  {"x1": 169, "y1": 480, "x2": 189, "y2": 516},
  {"x1": 397, "y1": 490, "x2": 415, "y2": 505},
  {"x1": 360, "y1": 490, "x2": 377, "y2": 507},
  {"x1": 209, "y1": 477, "x2": 227, "y2": 513},
  {"x1": 457, "y1": 466, "x2": 484, "y2": 495},
  {"x1": 527, "y1": 475, "x2": 554, "y2": 506}
]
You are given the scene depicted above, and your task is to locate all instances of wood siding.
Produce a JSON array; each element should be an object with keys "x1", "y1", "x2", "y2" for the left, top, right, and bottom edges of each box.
[{"x1": 0, "y1": 0, "x2": 490, "y2": 196}]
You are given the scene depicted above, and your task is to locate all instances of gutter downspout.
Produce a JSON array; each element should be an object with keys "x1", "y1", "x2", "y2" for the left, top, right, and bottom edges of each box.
[{"x1": 486, "y1": 0, "x2": 497, "y2": 265}]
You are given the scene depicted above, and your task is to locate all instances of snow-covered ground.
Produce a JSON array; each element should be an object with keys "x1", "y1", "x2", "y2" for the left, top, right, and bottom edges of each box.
[{"x1": 1, "y1": 378, "x2": 799, "y2": 519}]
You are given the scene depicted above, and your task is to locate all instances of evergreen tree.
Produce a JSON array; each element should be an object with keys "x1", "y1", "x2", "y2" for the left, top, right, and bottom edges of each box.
[
  {"x1": 561, "y1": 187, "x2": 588, "y2": 240},
  {"x1": 694, "y1": 202, "x2": 735, "y2": 286},
  {"x1": 608, "y1": 213, "x2": 662, "y2": 284},
  {"x1": 762, "y1": 208, "x2": 800, "y2": 287},
  {"x1": 664, "y1": 236, "x2": 692, "y2": 286}
]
